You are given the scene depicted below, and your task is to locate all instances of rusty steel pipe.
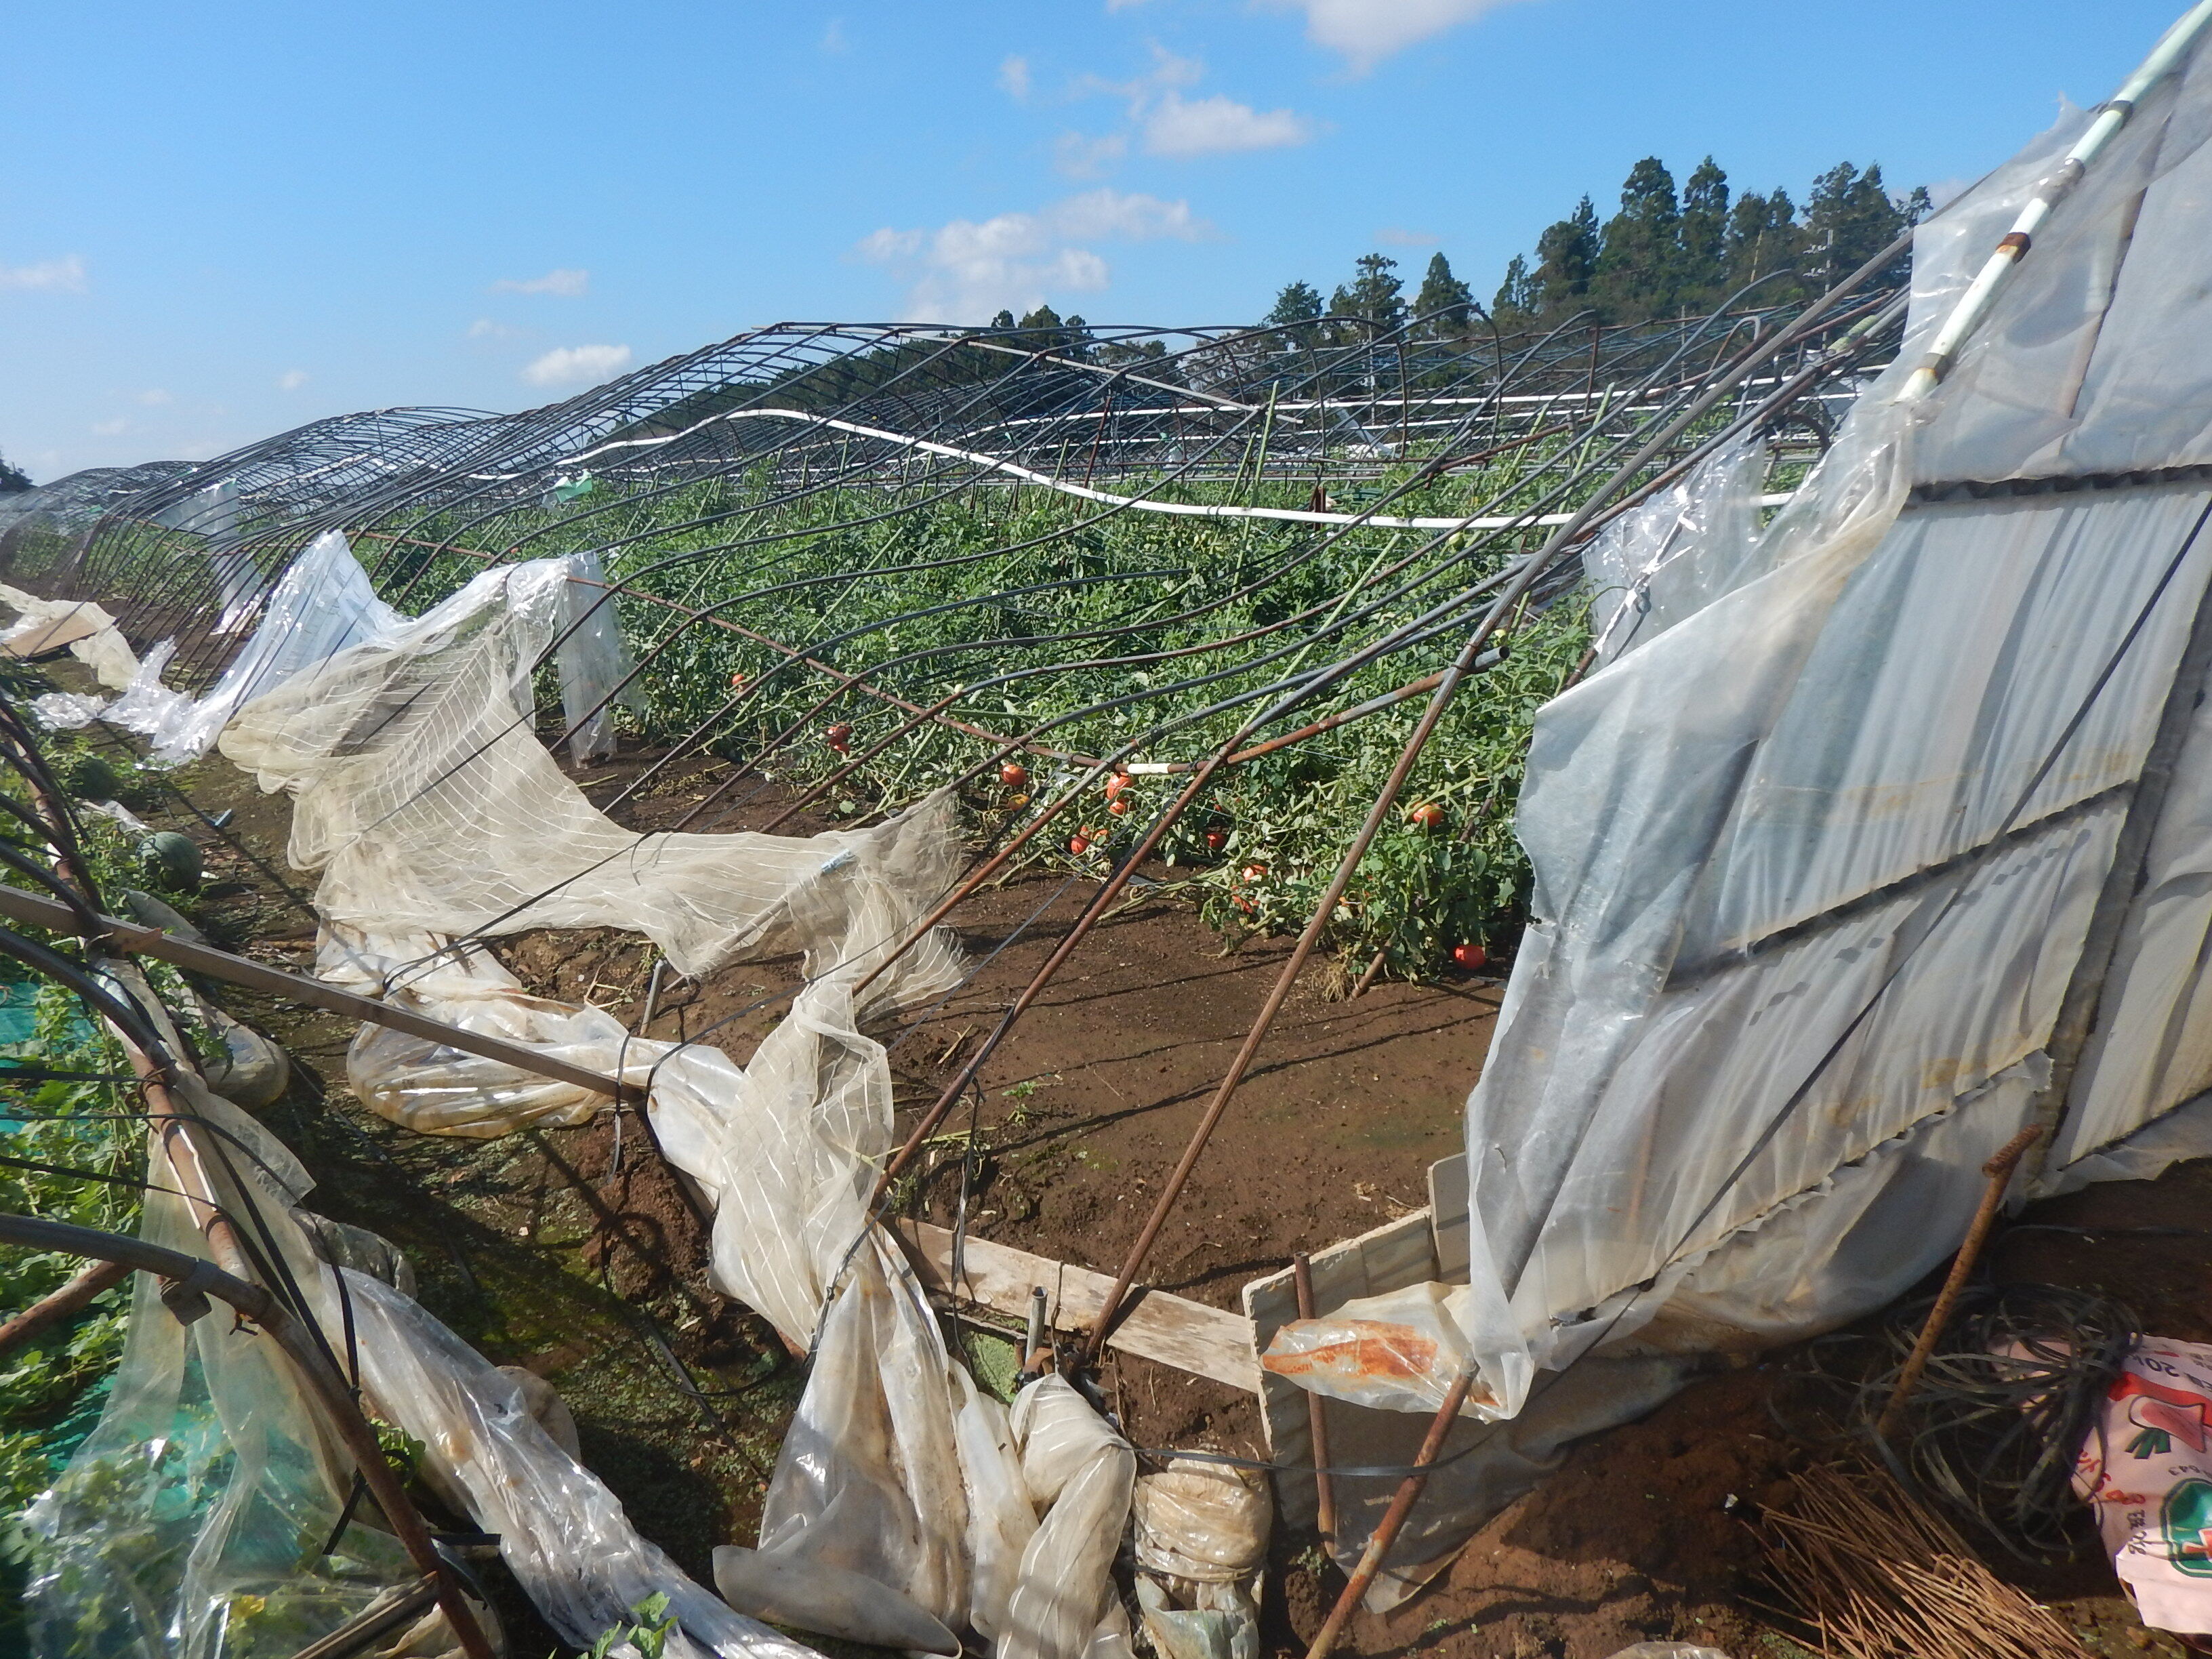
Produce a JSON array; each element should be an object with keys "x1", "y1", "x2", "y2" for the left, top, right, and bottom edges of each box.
[
  {"x1": 1303, "y1": 1366, "x2": 1477, "y2": 1659},
  {"x1": 1292, "y1": 1253, "x2": 1339, "y2": 1548}
]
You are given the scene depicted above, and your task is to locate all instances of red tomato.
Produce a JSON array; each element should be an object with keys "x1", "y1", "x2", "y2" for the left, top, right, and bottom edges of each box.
[
  {"x1": 1103, "y1": 773, "x2": 1128, "y2": 799},
  {"x1": 1000, "y1": 762, "x2": 1029, "y2": 790},
  {"x1": 1452, "y1": 942, "x2": 1487, "y2": 970},
  {"x1": 1409, "y1": 802, "x2": 1447, "y2": 831},
  {"x1": 1204, "y1": 828, "x2": 1228, "y2": 854},
  {"x1": 729, "y1": 672, "x2": 748, "y2": 689},
  {"x1": 1070, "y1": 829, "x2": 1101, "y2": 855},
  {"x1": 1108, "y1": 797, "x2": 1130, "y2": 816},
  {"x1": 826, "y1": 722, "x2": 854, "y2": 752}
]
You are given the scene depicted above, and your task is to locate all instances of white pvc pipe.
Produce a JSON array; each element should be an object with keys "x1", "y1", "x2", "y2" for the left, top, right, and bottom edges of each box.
[
  {"x1": 537, "y1": 403, "x2": 1792, "y2": 533},
  {"x1": 1901, "y1": 0, "x2": 2212, "y2": 401}
]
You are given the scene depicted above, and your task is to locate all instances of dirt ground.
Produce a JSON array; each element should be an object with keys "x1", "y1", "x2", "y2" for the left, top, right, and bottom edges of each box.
[{"x1": 92, "y1": 729, "x2": 2212, "y2": 1659}]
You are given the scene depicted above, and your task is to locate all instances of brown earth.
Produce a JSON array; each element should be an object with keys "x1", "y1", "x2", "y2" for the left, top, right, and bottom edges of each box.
[{"x1": 91, "y1": 728, "x2": 2212, "y2": 1659}]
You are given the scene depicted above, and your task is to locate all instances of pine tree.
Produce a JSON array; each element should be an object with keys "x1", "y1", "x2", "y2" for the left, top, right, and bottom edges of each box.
[
  {"x1": 0, "y1": 451, "x2": 28, "y2": 494},
  {"x1": 1591, "y1": 157, "x2": 1682, "y2": 323},
  {"x1": 1531, "y1": 197, "x2": 1601, "y2": 316},
  {"x1": 1492, "y1": 254, "x2": 1535, "y2": 323},
  {"x1": 1802, "y1": 162, "x2": 1912, "y2": 291},
  {"x1": 1725, "y1": 188, "x2": 1800, "y2": 300},
  {"x1": 1678, "y1": 157, "x2": 1730, "y2": 310},
  {"x1": 1264, "y1": 280, "x2": 1324, "y2": 329},
  {"x1": 990, "y1": 309, "x2": 1017, "y2": 331},
  {"x1": 1412, "y1": 252, "x2": 1475, "y2": 337},
  {"x1": 1016, "y1": 304, "x2": 1071, "y2": 355},
  {"x1": 1330, "y1": 253, "x2": 1406, "y2": 331}
]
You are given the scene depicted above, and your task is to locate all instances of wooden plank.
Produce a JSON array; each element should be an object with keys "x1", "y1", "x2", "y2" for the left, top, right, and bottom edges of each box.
[
  {"x1": 0, "y1": 883, "x2": 641, "y2": 1105},
  {"x1": 894, "y1": 1219, "x2": 1259, "y2": 1393},
  {"x1": 1428, "y1": 1153, "x2": 1470, "y2": 1283}
]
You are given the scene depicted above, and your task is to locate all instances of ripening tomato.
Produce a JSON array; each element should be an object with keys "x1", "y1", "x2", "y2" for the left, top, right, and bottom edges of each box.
[
  {"x1": 1409, "y1": 802, "x2": 1447, "y2": 831},
  {"x1": 1103, "y1": 773, "x2": 1128, "y2": 799},
  {"x1": 1204, "y1": 828, "x2": 1228, "y2": 855},
  {"x1": 1452, "y1": 942, "x2": 1487, "y2": 970},
  {"x1": 1000, "y1": 762, "x2": 1029, "y2": 790},
  {"x1": 1242, "y1": 863, "x2": 1267, "y2": 884},
  {"x1": 1108, "y1": 797, "x2": 1130, "y2": 816}
]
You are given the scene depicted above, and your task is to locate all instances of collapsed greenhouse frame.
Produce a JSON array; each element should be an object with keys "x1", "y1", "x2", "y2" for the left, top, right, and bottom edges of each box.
[{"x1": 0, "y1": 197, "x2": 1952, "y2": 1658}]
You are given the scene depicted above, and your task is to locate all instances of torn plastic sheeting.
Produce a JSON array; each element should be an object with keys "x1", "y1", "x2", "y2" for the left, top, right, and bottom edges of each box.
[
  {"x1": 757, "y1": 1235, "x2": 974, "y2": 1630},
  {"x1": 218, "y1": 554, "x2": 968, "y2": 991},
  {"x1": 1000, "y1": 1376, "x2": 1137, "y2": 1659},
  {"x1": 712, "y1": 1547, "x2": 960, "y2": 1654},
  {"x1": 344, "y1": 1269, "x2": 815, "y2": 1659},
  {"x1": 0, "y1": 585, "x2": 138, "y2": 691},
  {"x1": 1132, "y1": 1459, "x2": 1269, "y2": 1584},
  {"x1": 1359, "y1": 59, "x2": 2212, "y2": 1423},
  {"x1": 1583, "y1": 431, "x2": 1767, "y2": 668},
  {"x1": 199, "y1": 537, "x2": 1136, "y2": 1655},
  {"x1": 558, "y1": 550, "x2": 646, "y2": 764},
  {"x1": 1131, "y1": 1460, "x2": 1267, "y2": 1659},
  {"x1": 1260, "y1": 1302, "x2": 1488, "y2": 1420},
  {"x1": 1902, "y1": 52, "x2": 2212, "y2": 483},
  {"x1": 26, "y1": 1071, "x2": 437, "y2": 1659},
  {"x1": 29, "y1": 1023, "x2": 801, "y2": 1659}
]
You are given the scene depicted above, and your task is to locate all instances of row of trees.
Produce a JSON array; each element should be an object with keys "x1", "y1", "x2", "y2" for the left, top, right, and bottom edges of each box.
[{"x1": 1260, "y1": 155, "x2": 1929, "y2": 341}]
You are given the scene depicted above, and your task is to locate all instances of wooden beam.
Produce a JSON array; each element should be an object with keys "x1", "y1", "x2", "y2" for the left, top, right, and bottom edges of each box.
[
  {"x1": 893, "y1": 1218, "x2": 1259, "y2": 1393},
  {"x1": 0, "y1": 882, "x2": 640, "y2": 1106}
]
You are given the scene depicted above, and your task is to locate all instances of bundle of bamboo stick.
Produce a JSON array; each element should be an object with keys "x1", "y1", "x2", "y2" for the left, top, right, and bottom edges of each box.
[{"x1": 1754, "y1": 1463, "x2": 2087, "y2": 1659}]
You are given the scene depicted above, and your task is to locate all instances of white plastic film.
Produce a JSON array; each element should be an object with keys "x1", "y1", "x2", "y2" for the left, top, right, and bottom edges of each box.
[
  {"x1": 1583, "y1": 432, "x2": 1766, "y2": 666},
  {"x1": 1267, "y1": 30, "x2": 2212, "y2": 1435},
  {"x1": 186, "y1": 534, "x2": 1129, "y2": 1652},
  {"x1": 558, "y1": 551, "x2": 644, "y2": 764}
]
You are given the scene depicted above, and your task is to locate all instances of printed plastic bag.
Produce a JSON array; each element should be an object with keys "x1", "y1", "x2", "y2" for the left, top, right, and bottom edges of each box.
[{"x1": 2074, "y1": 1335, "x2": 2212, "y2": 1632}]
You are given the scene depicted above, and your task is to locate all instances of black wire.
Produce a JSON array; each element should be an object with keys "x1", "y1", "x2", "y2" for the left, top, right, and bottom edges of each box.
[{"x1": 1784, "y1": 1281, "x2": 2135, "y2": 1563}]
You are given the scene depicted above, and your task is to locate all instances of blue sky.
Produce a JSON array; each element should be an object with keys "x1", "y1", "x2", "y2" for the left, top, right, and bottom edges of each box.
[{"x1": 0, "y1": 0, "x2": 2191, "y2": 482}]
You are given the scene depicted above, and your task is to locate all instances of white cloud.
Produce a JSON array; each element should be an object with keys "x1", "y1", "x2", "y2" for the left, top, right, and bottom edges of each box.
[
  {"x1": 89, "y1": 418, "x2": 127, "y2": 436},
  {"x1": 857, "y1": 189, "x2": 1206, "y2": 323},
  {"x1": 0, "y1": 255, "x2": 87, "y2": 293},
  {"x1": 278, "y1": 369, "x2": 310, "y2": 390},
  {"x1": 1264, "y1": 0, "x2": 1536, "y2": 72},
  {"x1": 999, "y1": 54, "x2": 1031, "y2": 101},
  {"x1": 491, "y1": 268, "x2": 589, "y2": 297},
  {"x1": 1064, "y1": 45, "x2": 1311, "y2": 167},
  {"x1": 1377, "y1": 226, "x2": 1439, "y2": 246},
  {"x1": 1054, "y1": 131, "x2": 1129, "y2": 178},
  {"x1": 821, "y1": 18, "x2": 848, "y2": 52},
  {"x1": 522, "y1": 344, "x2": 633, "y2": 388},
  {"x1": 468, "y1": 317, "x2": 519, "y2": 339},
  {"x1": 1077, "y1": 43, "x2": 1203, "y2": 107},
  {"x1": 1143, "y1": 91, "x2": 1314, "y2": 157},
  {"x1": 137, "y1": 388, "x2": 171, "y2": 407}
]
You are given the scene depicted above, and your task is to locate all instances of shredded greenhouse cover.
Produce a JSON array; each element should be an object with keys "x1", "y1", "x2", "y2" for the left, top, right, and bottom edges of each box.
[{"x1": 16, "y1": 537, "x2": 1141, "y2": 1658}]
